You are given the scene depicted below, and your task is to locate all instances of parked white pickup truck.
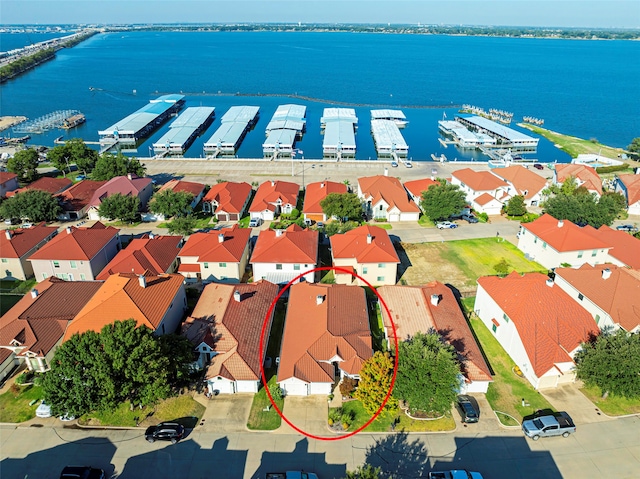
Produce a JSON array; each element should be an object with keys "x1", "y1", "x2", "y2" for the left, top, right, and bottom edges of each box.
[
  {"x1": 266, "y1": 472, "x2": 318, "y2": 479},
  {"x1": 522, "y1": 411, "x2": 576, "y2": 440}
]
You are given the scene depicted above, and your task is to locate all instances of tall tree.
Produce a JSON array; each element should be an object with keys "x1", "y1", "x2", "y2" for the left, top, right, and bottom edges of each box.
[
  {"x1": 149, "y1": 190, "x2": 194, "y2": 218},
  {"x1": 0, "y1": 189, "x2": 61, "y2": 222},
  {"x1": 98, "y1": 193, "x2": 140, "y2": 223},
  {"x1": 167, "y1": 215, "x2": 196, "y2": 236},
  {"x1": 627, "y1": 137, "x2": 640, "y2": 157},
  {"x1": 393, "y1": 331, "x2": 460, "y2": 415},
  {"x1": 354, "y1": 351, "x2": 398, "y2": 416},
  {"x1": 320, "y1": 192, "x2": 363, "y2": 223},
  {"x1": 575, "y1": 330, "x2": 640, "y2": 399},
  {"x1": 66, "y1": 138, "x2": 99, "y2": 174},
  {"x1": 92, "y1": 152, "x2": 146, "y2": 181},
  {"x1": 46, "y1": 144, "x2": 74, "y2": 176},
  {"x1": 420, "y1": 181, "x2": 467, "y2": 221},
  {"x1": 505, "y1": 195, "x2": 527, "y2": 216},
  {"x1": 7, "y1": 148, "x2": 39, "y2": 183},
  {"x1": 543, "y1": 191, "x2": 624, "y2": 228}
]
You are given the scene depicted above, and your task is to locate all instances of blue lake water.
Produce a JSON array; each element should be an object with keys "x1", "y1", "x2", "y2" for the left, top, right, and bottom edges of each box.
[{"x1": 2, "y1": 31, "x2": 638, "y2": 162}]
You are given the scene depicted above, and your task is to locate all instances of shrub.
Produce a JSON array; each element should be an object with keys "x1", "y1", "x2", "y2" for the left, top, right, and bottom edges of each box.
[
  {"x1": 289, "y1": 208, "x2": 300, "y2": 220},
  {"x1": 595, "y1": 164, "x2": 629, "y2": 174},
  {"x1": 493, "y1": 258, "x2": 511, "y2": 277},
  {"x1": 340, "y1": 377, "x2": 358, "y2": 398},
  {"x1": 269, "y1": 384, "x2": 284, "y2": 401},
  {"x1": 521, "y1": 212, "x2": 540, "y2": 223},
  {"x1": 478, "y1": 212, "x2": 489, "y2": 223},
  {"x1": 15, "y1": 371, "x2": 33, "y2": 385}
]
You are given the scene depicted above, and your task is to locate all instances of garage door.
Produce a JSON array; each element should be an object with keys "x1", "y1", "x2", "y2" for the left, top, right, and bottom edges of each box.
[
  {"x1": 209, "y1": 378, "x2": 235, "y2": 394},
  {"x1": 217, "y1": 213, "x2": 229, "y2": 222},
  {"x1": 229, "y1": 213, "x2": 239, "y2": 221},
  {"x1": 389, "y1": 213, "x2": 400, "y2": 222},
  {"x1": 282, "y1": 380, "x2": 309, "y2": 396}
]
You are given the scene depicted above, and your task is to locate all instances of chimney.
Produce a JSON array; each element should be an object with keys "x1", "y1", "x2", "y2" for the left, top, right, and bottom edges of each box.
[
  {"x1": 384, "y1": 167, "x2": 388, "y2": 177},
  {"x1": 127, "y1": 173, "x2": 133, "y2": 180},
  {"x1": 321, "y1": 182, "x2": 325, "y2": 188},
  {"x1": 546, "y1": 278, "x2": 554, "y2": 287},
  {"x1": 602, "y1": 268, "x2": 612, "y2": 280},
  {"x1": 149, "y1": 233, "x2": 155, "y2": 239},
  {"x1": 233, "y1": 290, "x2": 241, "y2": 302},
  {"x1": 30, "y1": 289, "x2": 38, "y2": 298},
  {"x1": 275, "y1": 229, "x2": 283, "y2": 237},
  {"x1": 557, "y1": 220, "x2": 564, "y2": 228},
  {"x1": 430, "y1": 294, "x2": 440, "y2": 306},
  {"x1": 5, "y1": 230, "x2": 12, "y2": 240},
  {"x1": 366, "y1": 234, "x2": 372, "y2": 244},
  {"x1": 218, "y1": 233, "x2": 225, "y2": 243},
  {"x1": 316, "y1": 295, "x2": 324, "y2": 305},
  {"x1": 138, "y1": 275, "x2": 147, "y2": 288},
  {"x1": 66, "y1": 226, "x2": 72, "y2": 234},
  {"x1": 270, "y1": 180, "x2": 275, "y2": 187}
]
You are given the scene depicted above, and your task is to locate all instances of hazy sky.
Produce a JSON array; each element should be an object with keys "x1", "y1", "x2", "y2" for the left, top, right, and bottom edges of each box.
[{"x1": 1, "y1": 0, "x2": 639, "y2": 28}]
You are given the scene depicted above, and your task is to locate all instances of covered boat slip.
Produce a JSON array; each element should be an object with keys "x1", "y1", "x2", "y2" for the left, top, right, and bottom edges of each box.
[
  {"x1": 438, "y1": 120, "x2": 497, "y2": 147},
  {"x1": 98, "y1": 94, "x2": 185, "y2": 144},
  {"x1": 152, "y1": 107, "x2": 215, "y2": 154},
  {"x1": 265, "y1": 104, "x2": 307, "y2": 137},
  {"x1": 371, "y1": 119, "x2": 408, "y2": 158},
  {"x1": 456, "y1": 115, "x2": 539, "y2": 147},
  {"x1": 262, "y1": 129, "x2": 297, "y2": 156},
  {"x1": 370, "y1": 109, "x2": 407, "y2": 127},
  {"x1": 203, "y1": 106, "x2": 260, "y2": 155},
  {"x1": 321, "y1": 108, "x2": 358, "y2": 159}
]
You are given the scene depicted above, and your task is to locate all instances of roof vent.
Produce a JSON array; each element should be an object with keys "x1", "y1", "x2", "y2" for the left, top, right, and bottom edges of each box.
[
  {"x1": 321, "y1": 182, "x2": 325, "y2": 188},
  {"x1": 602, "y1": 268, "x2": 612, "y2": 280},
  {"x1": 30, "y1": 289, "x2": 38, "y2": 298},
  {"x1": 218, "y1": 233, "x2": 225, "y2": 243},
  {"x1": 430, "y1": 294, "x2": 440, "y2": 306},
  {"x1": 316, "y1": 294, "x2": 324, "y2": 305},
  {"x1": 5, "y1": 230, "x2": 12, "y2": 240},
  {"x1": 384, "y1": 167, "x2": 389, "y2": 177},
  {"x1": 138, "y1": 275, "x2": 147, "y2": 288},
  {"x1": 127, "y1": 173, "x2": 133, "y2": 180},
  {"x1": 275, "y1": 229, "x2": 283, "y2": 237},
  {"x1": 66, "y1": 226, "x2": 72, "y2": 234},
  {"x1": 270, "y1": 180, "x2": 275, "y2": 187},
  {"x1": 546, "y1": 278, "x2": 554, "y2": 287},
  {"x1": 557, "y1": 220, "x2": 564, "y2": 228},
  {"x1": 233, "y1": 290, "x2": 241, "y2": 302},
  {"x1": 366, "y1": 234, "x2": 372, "y2": 244}
]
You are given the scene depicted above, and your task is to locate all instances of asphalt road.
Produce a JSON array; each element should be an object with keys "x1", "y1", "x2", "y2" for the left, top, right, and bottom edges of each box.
[{"x1": 1, "y1": 416, "x2": 639, "y2": 479}]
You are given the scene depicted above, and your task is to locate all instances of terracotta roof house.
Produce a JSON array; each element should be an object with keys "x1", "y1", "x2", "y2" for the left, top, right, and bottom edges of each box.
[
  {"x1": 403, "y1": 178, "x2": 439, "y2": 210},
  {"x1": 201, "y1": 181, "x2": 253, "y2": 222},
  {"x1": 582, "y1": 224, "x2": 640, "y2": 269},
  {"x1": 1, "y1": 223, "x2": 58, "y2": 280},
  {"x1": 303, "y1": 181, "x2": 348, "y2": 222},
  {"x1": 0, "y1": 172, "x2": 18, "y2": 198},
  {"x1": 6, "y1": 176, "x2": 72, "y2": 198},
  {"x1": 378, "y1": 283, "x2": 493, "y2": 393},
  {"x1": 249, "y1": 180, "x2": 299, "y2": 221},
  {"x1": 251, "y1": 224, "x2": 318, "y2": 284},
  {"x1": 56, "y1": 180, "x2": 107, "y2": 220},
  {"x1": 451, "y1": 168, "x2": 510, "y2": 215},
  {"x1": 277, "y1": 282, "x2": 372, "y2": 396},
  {"x1": 63, "y1": 272, "x2": 187, "y2": 341},
  {"x1": 87, "y1": 174, "x2": 153, "y2": 221},
  {"x1": 357, "y1": 175, "x2": 420, "y2": 222},
  {"x1": 474, "y1": 272, "x2": 597, "y2": 389},
  {"x1": 517, "y1": 214, "x2": 610, "y2": 269},
  {"x1": 555, "y1": 264, "x2": 640, "y2": 334},
  {"x1": 96, "y1": 234, "x2": 183, "y2": 280},
  {"x1": 615, "y1": 173, "x2": 640, "y2": 215},
  {"x1": 177, "y1": 224, "x2": 251, "y2": 283},
  {"x1": 28, "y1": 222, "x2": 121, "y2": 281},
  {"x1": 554, "y1": 164, "x2": 602, "y2": 197},
  {"x1": 0, "y1": 278, "x2": 101, "y2": 379},
  {"x1": 330, "y1": 225, "x2": 400, "y2": 286},
  {"x1": 142, "y1": 179, "x2": 206, "y2": 222},
  {"x1": 181, "y1": 280, "x2": 279, "y2": 394},
  {"x1": 490, "y1": 165, "x2": 548, "y2": 207}
]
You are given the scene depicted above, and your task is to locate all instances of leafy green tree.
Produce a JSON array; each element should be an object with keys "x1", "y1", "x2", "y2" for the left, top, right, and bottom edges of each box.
[
  {"x1": 420, "y1": 180, "x2": 467, "y2": 221},
  {"x1": 543, "y1": 191, "x2": 624, "y2": 228},
  {"x1": 47, "y1": 139, "x2": 98, "y2": 176},
  {"x1": 493, "y1": 258, "x2": 511, "y2": 277},
  {"x1": 157, "y1": 333, "x2": 196, "y2": 386},
  {"x1": 0, "y1": 189, "x2": 61, "y2": 222},
  {"x1": 320, "y1": 192, "x2": 363, "y2": 223},
  {"x1": 354, "y1": 351, "x2": 398, "y2": 416},
  {"x1": 393, "y1": 331, "x2": 460, "y2": 415},
  {"x1": 323, "y1": 220, "x2": 359, "y2": 237},
  {"x1": 575, "y1": 330, "x2": 640, "y2": 399},
  {"x1": 149, "y1": 190, "x2": 194, "y2": 219},
  {"x1": 505, "y1": 195, "x2": 527, "y2": 216},
  {"x1": 627, "y1": 137, "x2": 640, "y2": 157},
  {"x1": 167, "y1": 215, "x2": 196, "y2": 236},
  {"x1": 92, "y1": 152, "x2": 146, "y2": 181},
  {"x1": 7, "y1": 148, "x2": 39, "y2": 183},
  {"x1": 345, "y1": 464, "x2": 387, "y2": 479},
  {"x1": 46, "y1": 144, "x2": 73, "y2": 176},
  {"x1": 98, "y1": 193, "x2": 140, "y2": 223}
]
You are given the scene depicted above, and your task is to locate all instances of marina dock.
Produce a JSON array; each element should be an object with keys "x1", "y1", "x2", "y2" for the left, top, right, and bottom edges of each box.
[
  {"x1": 438, "y1": 119, "x2": 496, "y2": 148},
  {"x1": 456, "y1": 115, "x2": 539, "y2": 148},
  {"x1": 321, "y1": 108, "x2": 358, "y2": 160},
  {"x1": 370, "y1": 109, "x2": 408, "y2": 128},
  {"x1": 152, "y1": 106, "x2": 215, "y2": 155},
  {"x1": 371, "y1": 117, "x2": 408, "y2": 159},
  {"x1": 262, "y1": 104, "x2": 306, "y2": 159},
  {"x1": 203, "y1": 105, "x2": 259, "y2": 156}
]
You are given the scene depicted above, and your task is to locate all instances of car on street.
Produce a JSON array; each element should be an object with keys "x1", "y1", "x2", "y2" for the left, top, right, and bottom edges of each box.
[
  {"x1": 60, "y1": 466, "x2": 105, "y2": 479},
  {"x1": 145, "y1": 422, "x2": 185, "y2": 444},
  {"x1": 436, "y1": 221, "x2": 458, "y2": 229},
  {"x1": 404, "y1": 161, "x2": 413, "y2": 168},
  {"x1": 390, "y1": 161, "x2": 398, "y2": 167},
  {"x1": 429, "y1": 470, "x2": 484, "y2": 479},
  {"x1": 533, "y1": 163, "x2": 544, "y2": 170},
  {"x1": 616, "y1": 224, "x2": 638, "y2": 232},
  {"x1": 455, "y1": 395, "x2": 480, "y2": 423},
  {"x1": 21, "y1": 222, "x2": 33, "y2": 229},
  {"x1": 75, "y1": 175, "x2": 86, "y2": 181},
  {"x1": 249, "y1": 218, "x2": 262, "y2": 228},
  {"x1": 35, "y1": 400, "x2": 52, "y2": 418},
  {"x1": 461, "y1": 214, "x2": 478, "y2": 224},
  {"x1": 316, "y1": 222, "x2": 325, "y2": 229}
]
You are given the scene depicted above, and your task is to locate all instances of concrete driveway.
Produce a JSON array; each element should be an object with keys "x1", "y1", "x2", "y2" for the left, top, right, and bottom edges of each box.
[
  {"x1": 196, "y1": 393, "x2": 254, "y2": 433},
  {"x1": 276, "y1": 396, "x2": 329, "y2": 437},
  {"x1": 539, "y1": 382, "x2": 612, "y2": 425}
]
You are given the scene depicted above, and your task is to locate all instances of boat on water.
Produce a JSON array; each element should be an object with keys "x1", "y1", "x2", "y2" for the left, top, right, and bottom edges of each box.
[{"x1": 62, "y1": 113, "x2": 86, "y2": 129}]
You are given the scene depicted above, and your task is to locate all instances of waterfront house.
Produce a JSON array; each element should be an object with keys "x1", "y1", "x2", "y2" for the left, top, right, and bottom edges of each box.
[
  {"x1": 0, "y1": 224, "x2": 58, "y2": 280},
  {"x1": 142, "y1": 179, "x2": 206, "y2": 222},
  {"x1": 248, "y1": 180, "x2": 299, "y2": 221},
  {"x1": 302, "y1": 180, "x2": 348, "y2": 223},
  {"x1": 250, "y1": 224, "x2": 318, "y2": 285},
  {"x1": 277, "y1": 282, "x2": 372, "y2": 396},
  {"x1": 177, "y1": 224, "x2": 251, "y2": 283},
  {"x1": 6, "y1": 176, "x2": 72, "y2": 198},
  {"x1": 87, "y1": 174, "x2": 153, "y2": 221},
  {"x1": 474, "y1": 272, "x2": 597, "y2": 390},
  {"x1": 357, "y1": 175, "x2": 420, "y2": 222},
  {"x1": 403, "y1": 178, "x2": 439, "y2": 211},
  {"x1": 330, "y1": 225, "x2": 399, "y2": 286},
  {"x1": 56, "y1": 180, "x2": 107, "y2": 220},
  {"x1": 27, "y1": 222, "x2": 121, "y2": 281},
  {"x1": 450, "y1": 168, "x2": 510, "y2": 215},
  {"x1": 181, "y1": 280, "x2": 279, "y2": 394},
  {"x1": 490, "y1": 165, "x2": 547, "y2": 207},
  {"x1": 614, "y1": 173, "x2": 640, "y2": 215},
  {"x1": 377, "y1": 283, "x2": 493, "y2": 394},
  {"x1": 201, "y1": 181, "x2": 253, "y2": 221},
  {"x1": 581, "y1": 224, "x2": 640, "y2": 269},
  {"x1": 554, "y1": 164, "x2": 602, "y2": 197},
  {"x1": 0, "y1": 172, "x2": 19, "y2": 198}
]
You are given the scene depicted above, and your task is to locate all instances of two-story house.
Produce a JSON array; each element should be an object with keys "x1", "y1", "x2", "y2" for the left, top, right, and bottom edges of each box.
[
  {"x1": 56, "y1": 180, "x2": 107, "y2": 221},
  {"x1": 357, "y1": 175, "x2": 420, "y2": 222},
  {"x1": 248, "y1": 180, "x2": 299, "y2": 221},
  {"x1": 201, "y1": 181, "x2": 253, "y2": 221},
  {"x1": 490, "y1": 165, "x2": 548, "y2": 207},
  {"x1": 450, "y1": 168, "x2": 510, "y2": 215},
  {"x1": 403, "y1": 178, "x2": 439, "y2": 211},
  {"x1": 614, "y1": 172, "x2": 640, "y2": 215},
  {"x1": 302, "y1": 181, "x2": 348, "y2": 223},
  {"x1": 1, "y1": 224, "x2": 58, "y2": 280},
  {"x1": 554, "y1": 164, "x2": 603, "y2": 197},
  {"x1": 87, "y1": 174, "x2": 153, "y2": 221}
]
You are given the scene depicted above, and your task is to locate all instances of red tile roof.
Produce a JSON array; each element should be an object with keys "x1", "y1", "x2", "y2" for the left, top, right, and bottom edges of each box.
[
  {"x1": 249, "y1": 180, "x2": 299, "y2": 214},
  {"x1": 555, "y1": 164, "x2": 602, "y2": 195},
  {"x1": 403, "y1": 178, "x2": 439, "y2": 199},
  {"x1": 522, "y1": 214, "x2": 609, "y2": 252},
  {"x1": 277, "y1": 283, "x2": 372, "y2": 383},
  {"x1": 491, "y1": 165, "x2": 548, "y2": 200},
  {"x1": 617, "y1": 174, "x2": 640, "y2": 205},
  {"x1": 582, "y1": 225, "x2": 640, "y2": 269},
  {"x1": 178, "y1": 224, "x2": 250, "y2": 263},
  {"x1": 56, "y1": 180, "x2": 107, "y2": 212},
  {"x1": 251, "y1": 224, "x2": 318, "y2": 264},
  {"x1": 358, "y1": 175, "x2": 420, "y2": 214},
  {"x1": 378, "y1": 283, "x2": 492, "y2": 383},
  {"x1": 6, "y1": 177, "x2": 72, "y2": 197},
  {"x1": 452, "y1": 168, "x2": 508, "y2": 192},
  {"x1": 330, "y1": 225, "x2": 399, "y2": 264},
  {"x1": 202, "y1": 181, "x2": 252, "y2": 214},
  {"x1": 478, "y1": 272, "x2": 597, "y2": 377},
  {"x1": 0, "y1": 172, "x2": 18, "y2": 185},
  {"x1": 473, "y1": 192, "x2": 498, "y2": 206},
  {"x1": 303, "y1": 181, "x2": 348, "y2": 214},
  {"x1": 0, "y1": 278, "x2": 101, "y2": 359},
  {"x1": 63, "y1": 273, "x2": 185, "y2": 340},
  {"x1": 555, "y1": 264, "x2": 640, "y2": 332},
  {"x1": 28, "y1": 222, "x2": 119, "y2": 261},
  {"x1": 0, "y1": 223, "x2": 58, "y2": 258},
  {"x1": 158, "y1": 179, "x2": 205, "y2": 198},
  {"x1": 88, "y1": 175, "x2": 152, "y2": 207},
  {"x1": 96, "y1": 234, "x2": 182, "y2": 280},
  {"x1": 182, "y1": 280, "x2": 279, "y2": 381}
]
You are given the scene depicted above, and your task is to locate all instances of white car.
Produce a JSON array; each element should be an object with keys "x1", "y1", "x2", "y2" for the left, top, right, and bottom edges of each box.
[
  {"x1": 436, "y1": 221, "x2": 458, "y2": 230},
  {"x1": 249, "y1": 218, "x2": 262, "y2": 228},
  {"x1": 59, "y1": 413, "x2": 76, "y2": 422},
  {"x1": 35, "y1": 400, "x2": 52, "y2": 418},
  {"x1": 404, "y1": 161, "x2": 413, "y2": 168}
]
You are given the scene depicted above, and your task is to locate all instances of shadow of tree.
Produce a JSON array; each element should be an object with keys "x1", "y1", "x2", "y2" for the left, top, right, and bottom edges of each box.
[{"x1": 363, "y1": 431, "x2": 430, "y2": 478}]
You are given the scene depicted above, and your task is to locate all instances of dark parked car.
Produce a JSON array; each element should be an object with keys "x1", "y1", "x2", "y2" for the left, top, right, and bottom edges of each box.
[
  {"x1": 455, "y1": 395, "x2": 480, "y2": 423},
  {"x1": 533, "y1": 163, "x2": 544, "y2": 170},
  {"x1": 462, "y1": 214, "x2": 479, "y2": 224},
  {"x1": 145, "y1": 422, "x2": 185, "y2": 444},
  {"x1": 60, "y1": 466, "x2": 105, "y2": 479}
]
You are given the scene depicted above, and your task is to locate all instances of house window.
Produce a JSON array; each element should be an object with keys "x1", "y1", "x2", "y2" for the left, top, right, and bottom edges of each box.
[
  {"x1": 204, "y1": 263, "x2": 209, "y2": 269},
  {"x1": 363, "y1": 267, "x2": 368, "y2": 274},
  {"x1": 578, "y1": 293, "x2": 584, "y2": 301},
  {"x1": 595, "y1": 314, "x2": 600, "y2": 324},
  {"x1": 377, "y1": 276, "x2": 384, "y2": 282},
  {"x1": 293, "y1": 264, "x2": 300, "y2": 271},
  {"x1": 378, "y1": 263, "x2": 385, "y2": 268},
  {"x1": 53, "y1": 261, "x2": 60, "y2": 268},
  {"x1": 379, "y1": 205, "x2": 383, "y2": 211},
  {"x1": 492, "y1": 324, "x2": 497, "y2": 333},
  {"x1": 80, "y1": 273, "x2": 86, "y2": 280},
  {"x1": 534, "y1": 237, "x2": 537, "y2": 244},
  {"x1": 1, "y1": 258, "x2": 7, "y2": 263},
  {"x1": 591, "y1": 250, "x2": 597, "y2": 257},
  {"x1": 42, "y1": 273, "x2": 48, "y2": 279},
  {"x1": 542, "y1": 242, "x2": 547, "y2": 249},
  {"x1": 503, "y1": 313, "x2": 510, "y2": 323},
  {"x1": 219, "y1": 263, "x2": 227, "y2": 268},
  {"x1": 70, "y1": 261, "x2": 77, "y2": 269},
  {"x1": 276, "y1": 264, "x2": 283, "y2": 270},
  {"x1": 577, "y1": 251, "x2": 583, "y2": 258}
]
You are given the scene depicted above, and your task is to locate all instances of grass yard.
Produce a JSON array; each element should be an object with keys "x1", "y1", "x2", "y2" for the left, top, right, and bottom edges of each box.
[
  {"x1": 579, "y1": 384, "x2": 640, "y2": 417},
  {"x1": 418, "y1": 216, "x2": 435, "y2": 227},
  {"x1": 373, "y1": 223, "x2": 392, "y2": 230},
  {"x1": 246, "y1": 376, "x2": 284, "y2": 430},
  {"x1": 399, "y1": 238, "x2": 547, "y2": 288},
  {"x1": 0, "y1": 384, "x2": 44, "y2": 423}
]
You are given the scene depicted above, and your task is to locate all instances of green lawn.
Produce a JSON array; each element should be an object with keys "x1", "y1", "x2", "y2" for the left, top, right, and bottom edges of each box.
[
  {"x1": 579, "y1": 384, "x2": 640, "y2": 417},
  {"x1": 0, "y1": 384, "x2": 44, "y2": 423},
  {"x1": 418, "y1": 215, "x2": 435, "y2": 227},
  {"x1": 373, "y1": 223, "x2": 392, "y2": 230},
  {"x1": 246, "y1": 375, "x2": 284, "y2": 430}
]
